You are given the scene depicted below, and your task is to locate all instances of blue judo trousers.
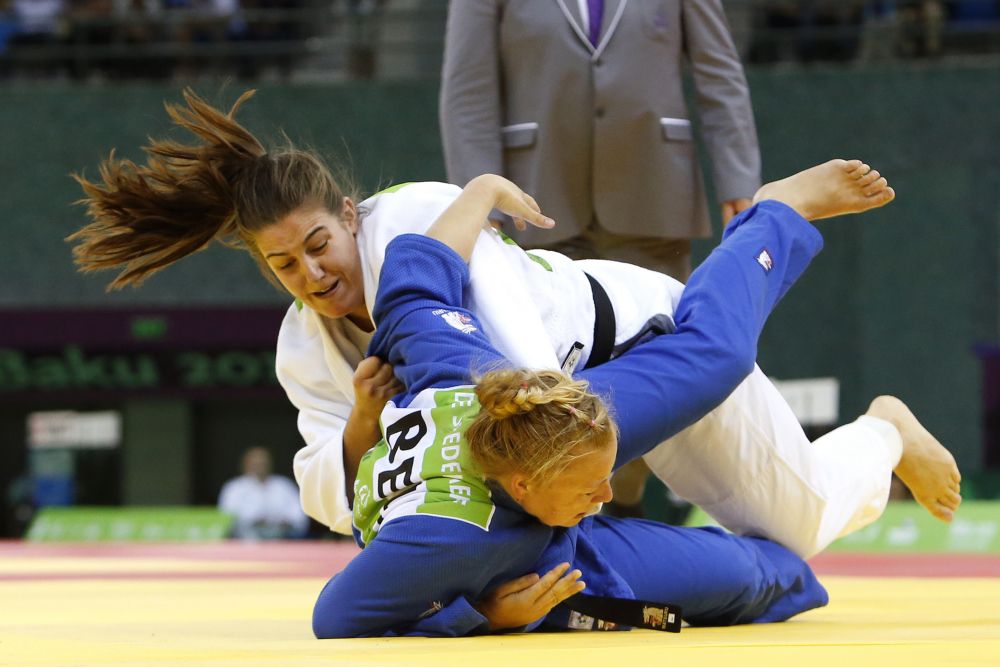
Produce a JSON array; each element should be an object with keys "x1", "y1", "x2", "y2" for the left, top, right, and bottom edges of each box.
[{"x1": 313, "y1": 201, "x2": 830, "y2": 638}]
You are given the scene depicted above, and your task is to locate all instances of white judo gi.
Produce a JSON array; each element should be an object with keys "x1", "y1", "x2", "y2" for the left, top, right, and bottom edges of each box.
[{"x1": 277, "y1": 182, "x2": 902, "y2": 558}]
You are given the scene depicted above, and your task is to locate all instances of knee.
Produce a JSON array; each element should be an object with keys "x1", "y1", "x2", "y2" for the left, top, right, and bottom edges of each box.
[
  {"x1": 313, "y1": 602, "x2": 353, "y2": 639},
  {"x1": 312, "y1": 576, "x2": 362, "y2": 639}
]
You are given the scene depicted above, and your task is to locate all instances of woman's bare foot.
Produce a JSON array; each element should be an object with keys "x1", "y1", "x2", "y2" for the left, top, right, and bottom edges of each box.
[
  {"x1": 752, "y1": 159, "x2": 896, "y2": 221},
  {"x1": 866, "y1": 395, "x2": 962, "y2": 522}
]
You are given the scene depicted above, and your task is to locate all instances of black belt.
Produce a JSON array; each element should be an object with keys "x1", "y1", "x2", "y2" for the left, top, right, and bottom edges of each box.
[
  {"x1": 562, "y1": 592, "x2": 682, "y2": 632},
  {"x1": 583, "y1": 272, "x2": 616, "y2": 370}
]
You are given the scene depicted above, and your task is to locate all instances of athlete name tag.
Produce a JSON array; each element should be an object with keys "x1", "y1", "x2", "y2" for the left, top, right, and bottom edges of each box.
[{"x1": 561, "y1": 342, "x2": 585, "y2": 374}]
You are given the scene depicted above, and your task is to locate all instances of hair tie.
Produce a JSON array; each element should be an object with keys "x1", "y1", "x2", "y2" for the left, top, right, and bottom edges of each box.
[
  {"x1": 520, "y1": 381, "x2": 529, "y2": 390},
  {"x1": 589, "y1": 419, "x2": 597, "y2": 429}
]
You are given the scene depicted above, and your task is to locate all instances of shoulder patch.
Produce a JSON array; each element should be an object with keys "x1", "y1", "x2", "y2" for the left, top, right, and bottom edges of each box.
[
  {"x1": 432, "y1": 309, "x2": 477, "y2": 334},
  {"x1": 755, "y1": 248, "x2": 774, "y2": 273}
]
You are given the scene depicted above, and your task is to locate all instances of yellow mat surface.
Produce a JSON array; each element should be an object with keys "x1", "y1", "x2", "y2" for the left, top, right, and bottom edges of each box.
[{"x1": 1, "y1": 549, "x2": 998, "y2": 667}]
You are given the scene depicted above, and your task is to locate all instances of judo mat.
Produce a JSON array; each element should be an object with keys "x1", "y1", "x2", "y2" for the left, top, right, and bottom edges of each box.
[{"x1": 1, "y1": 541, "x2": 998, "y2": 667}]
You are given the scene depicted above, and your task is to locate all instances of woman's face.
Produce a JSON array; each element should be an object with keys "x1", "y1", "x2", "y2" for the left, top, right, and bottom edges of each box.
[
  {"x1": 510, "y1": 437, "x2": 617, "y2": 528},
  {"x1": 253, "y1": 201, "x2": 371, "y2": 329}
]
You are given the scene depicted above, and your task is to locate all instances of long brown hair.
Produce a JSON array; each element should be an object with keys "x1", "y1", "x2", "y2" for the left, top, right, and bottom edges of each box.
[
  {"x1": 69, "y1": 88, "x2": 354, "y2": 290},
  {"x1": 467, "y1": 369, "x2": 616, "y2": 484}
]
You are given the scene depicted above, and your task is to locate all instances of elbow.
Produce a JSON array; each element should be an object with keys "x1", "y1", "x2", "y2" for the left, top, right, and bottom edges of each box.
[
  {"x1": 718, "y1": 343, "x2": 756, "y2": 398},
  {"x1": 702, "y1": 338, "x2": 756, "y2": 406}
]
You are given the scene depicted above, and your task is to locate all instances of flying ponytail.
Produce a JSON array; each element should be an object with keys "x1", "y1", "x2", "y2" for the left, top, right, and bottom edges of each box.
[{"x1": 69, "y1": 88, "x2": 353, "y2": 290}]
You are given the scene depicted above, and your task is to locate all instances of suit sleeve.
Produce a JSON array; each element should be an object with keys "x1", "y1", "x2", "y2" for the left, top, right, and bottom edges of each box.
[
  {"x1": 682, "y1": 0, "x2": 761, "y2": 203},
  {"x1": 439, "y1": 0, "x2": 505, "y2": 186},
  {"x1": 581, "y1": 201, "x2": 823, "y2": 462}
]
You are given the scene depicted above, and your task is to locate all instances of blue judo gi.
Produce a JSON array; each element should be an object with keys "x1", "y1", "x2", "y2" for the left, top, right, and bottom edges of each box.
[{"x1": 313, "y1": 201, "x2": 830, "y2": 638}]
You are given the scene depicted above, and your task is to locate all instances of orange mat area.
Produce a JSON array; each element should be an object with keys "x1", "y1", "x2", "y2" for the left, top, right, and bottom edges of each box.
[{"x1": 1, "y1": 542, "x2": 998, "y2": 667}]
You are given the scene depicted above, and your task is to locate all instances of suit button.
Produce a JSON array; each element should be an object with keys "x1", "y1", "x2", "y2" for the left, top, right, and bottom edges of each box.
[
  {"x1": 594, "y1": 58, "x2": 603, "y2": 67},
  {"x1": 595, "y1": 108, "x2": 605, "y2": 118}
]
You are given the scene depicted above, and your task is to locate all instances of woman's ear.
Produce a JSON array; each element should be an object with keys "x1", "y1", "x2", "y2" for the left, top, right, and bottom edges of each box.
[
  {"x1": 508, "y1": 472, "x2": 531, "y2": 503},
  {"x1": 341, "y1": 198, "x2": 358, "y2": 235}
]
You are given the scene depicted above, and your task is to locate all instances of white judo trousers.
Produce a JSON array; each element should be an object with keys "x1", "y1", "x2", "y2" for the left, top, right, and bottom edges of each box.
[{"x1": 579, "y1": 258, "x2": 904, "y2": 559}]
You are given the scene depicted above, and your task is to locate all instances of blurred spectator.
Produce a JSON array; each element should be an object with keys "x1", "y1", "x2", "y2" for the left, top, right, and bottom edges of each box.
[
  {"x1": 169, "y1": 0, "x2": 242, "y2": 78},
  {"x1": 218, "y1": 446, "x2": 309, "y2": 540},
  {"x1": 235, "y1": 0, "x2": 301, "y2": 79},
  {"x1": 11, "y1": 0, "x2": 65, "y2": 44},
  {"x1": 345, "y1": 0, "x2": 385, "y2": 79},
  {"x1": 8, "y1": 0, "x2": 66, "y2": 74},
  {"x1": 946, "y1": 0, "x2": 1000, "y2": 53},
  {"x1": 0, "y1": 0, "x2": 17, "y2": 76},
  {"x1": 4, "y1": 472, "x2": 35, "y2": 538},
  {"x1": 64, "y1": 0, "x2": 114, "y2": 78},
  {"x1": 750, "y1": 0, "x2": 865, "y2": 63}
]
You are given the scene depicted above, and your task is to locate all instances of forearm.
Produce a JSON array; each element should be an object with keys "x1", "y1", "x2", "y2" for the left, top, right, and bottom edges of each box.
[
  {"x1": 425, "y1": 175, "x2": 496, "y2": 262},
  {"x1": 342, "y1": 408, "x2": 382, "y2": 504},
  {"x1": 312, "y1": 517, "x2": 496, "y2": 638}
]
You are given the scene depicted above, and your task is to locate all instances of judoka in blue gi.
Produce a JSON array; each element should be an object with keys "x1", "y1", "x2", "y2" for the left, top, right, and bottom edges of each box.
[{"x1": 312, "y1": 173, "x2": 843, "y2": 638}]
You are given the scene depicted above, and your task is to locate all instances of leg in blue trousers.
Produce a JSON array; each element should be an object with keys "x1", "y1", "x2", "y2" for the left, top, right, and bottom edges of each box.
[{"x1": 585, "y1": 514, "x2": 829, "y2": 625}]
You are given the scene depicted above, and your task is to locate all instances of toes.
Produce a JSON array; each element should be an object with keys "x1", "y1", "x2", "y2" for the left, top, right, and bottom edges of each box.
[
  {"x1": 930, "y1": 502, "x2": 955, "y2": 523},
  {"x1": 843, "y1": 159, "x2": 863, "y2": 174},
  {"x1": 867, "y1": 186, "x2": 895, "y2": 206},
  {"x1": 940, "y1": 490, "x2": 962, "y2": 511},
  {"x1": 859, "y1": 169, "x2": 881, "y2": 186},
  {"x1": 850, "y1": 162, "x2": 872, "y2": 178},
  {"x1": 863, "y1": 177, "x2": 889, "y2": 196}
]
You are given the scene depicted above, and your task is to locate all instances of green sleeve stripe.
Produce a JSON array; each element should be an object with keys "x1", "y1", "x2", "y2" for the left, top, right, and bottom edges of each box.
[
  {"x1": 496, "y1": 229, "x2": 519, "y2": 246},
  {"x1": 373, "y1": 182, "x2": 417, "y2": 196},
  {"x1": 526, "y1": 252, "x2": 553, "y2": 272}
]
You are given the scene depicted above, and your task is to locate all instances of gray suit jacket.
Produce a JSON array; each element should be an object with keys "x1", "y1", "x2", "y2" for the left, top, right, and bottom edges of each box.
[{"x1": 439, "y1": 0, "x2": 761, "y2": 246}]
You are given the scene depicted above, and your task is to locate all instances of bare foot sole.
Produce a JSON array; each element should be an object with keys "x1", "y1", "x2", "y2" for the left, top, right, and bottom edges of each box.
[
  {"x1": 867, "y1": 395, "x2": 962, "y2": 522},
  {"x1": 752, "y1": 159, "x2": 896, "y2": 221}
]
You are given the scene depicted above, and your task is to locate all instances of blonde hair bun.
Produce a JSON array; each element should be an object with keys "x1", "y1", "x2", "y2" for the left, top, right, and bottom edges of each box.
[{"x1": 468, "y1": 368, "x2": 616, "y2": 483}]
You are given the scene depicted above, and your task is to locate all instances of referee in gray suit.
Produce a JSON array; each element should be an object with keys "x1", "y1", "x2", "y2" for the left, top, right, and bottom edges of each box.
[{"x1": 439, "y1": 0, "x2": 761, "y2": 516}]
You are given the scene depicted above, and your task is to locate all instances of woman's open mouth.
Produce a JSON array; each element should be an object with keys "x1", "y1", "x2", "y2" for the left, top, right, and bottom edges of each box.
[{"x1": 314, "y1": 280, "x2": 340, "y2": 298}]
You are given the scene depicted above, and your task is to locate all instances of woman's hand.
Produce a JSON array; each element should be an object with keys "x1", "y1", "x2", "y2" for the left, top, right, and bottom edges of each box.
[
  {"x1": 343, "y1": 357, "x2": 403, "y2": 502},
  {"x1": 469, "y1": 174, "x2": 554, "y2": 232},
  {"x1": 353, "y1": 356, "x2": 403, "y2": 419},
  {"x1": 428, "y1": 174, "x2": 554, "y2": 261},
  {"x1": 474, "y1": 562, "x2": 586, "y2": 631}
]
